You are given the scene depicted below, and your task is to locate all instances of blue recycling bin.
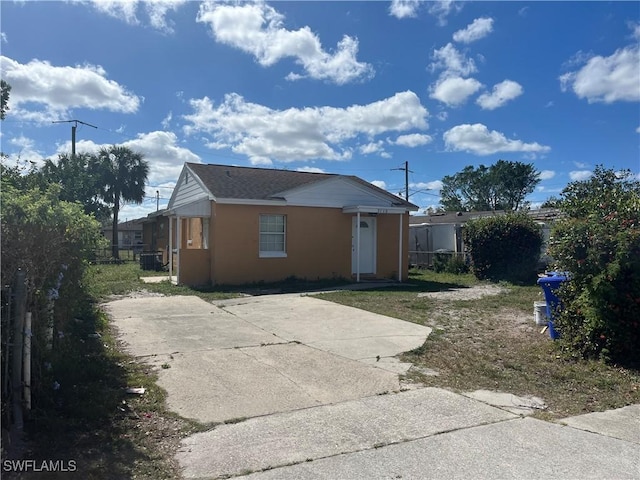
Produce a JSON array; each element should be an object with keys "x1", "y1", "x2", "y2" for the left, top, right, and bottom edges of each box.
[{"x1": 537, "y1": 272, "x2": 569, "y2": 339}]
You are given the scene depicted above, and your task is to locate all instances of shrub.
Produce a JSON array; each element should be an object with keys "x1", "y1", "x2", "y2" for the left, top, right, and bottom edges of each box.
[
  {"x1": 1, "y1": 184, "x2": 107, "y2": 403},
  {"x1": 463, "y1": 214, "x2": 542, "y2": 283},
  {"x1": 433, "y1": 252, "x2": 469, "y2": 274},
  {"x1": 549, "y1": 167, "x2": 640, "y2": 367}
]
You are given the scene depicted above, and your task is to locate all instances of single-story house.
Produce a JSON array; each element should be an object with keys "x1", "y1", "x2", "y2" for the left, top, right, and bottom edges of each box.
[
  {"x1": 102, "y1": 217, "x2": 144, "y2": 249},
  {"x1": 160, "y1": 163, "x2": 418, "y2": 286}
]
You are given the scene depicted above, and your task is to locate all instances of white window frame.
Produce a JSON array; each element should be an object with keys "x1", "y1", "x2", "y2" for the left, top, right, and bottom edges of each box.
[{"x1": 259, "y1": 214, "x2": 287, "y2": 258}]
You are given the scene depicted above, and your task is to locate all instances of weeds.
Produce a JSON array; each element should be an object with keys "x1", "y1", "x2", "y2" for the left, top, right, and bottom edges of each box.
[{"x1": 319, "y1": 269, "x2": 640, "y2": 419}]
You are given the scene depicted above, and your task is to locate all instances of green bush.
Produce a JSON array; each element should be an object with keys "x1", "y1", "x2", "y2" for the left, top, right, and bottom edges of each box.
[
  {"x1": 463, "y1": 214, "x2": 542, "y2": 283},
  {"x1": 433, "y1": 252, "x2": 469, "y2": 274},
  {"x1": 1, "y1": 183, "x2": 107, "y2": 403},
  {"x1": 549, "y1": 167, "x2": 640, "y2": 367}
]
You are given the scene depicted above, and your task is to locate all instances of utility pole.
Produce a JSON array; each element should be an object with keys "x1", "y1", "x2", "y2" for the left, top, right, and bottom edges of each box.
[
  {"x1": 52, "y1": 119, "x2": 98, "y2": 158},
  {"x1": 156, "y1": 191, "x2": 160, "y2": 211},
  {"x1": 392, "y1": 161, "x2": 412, "y2": 201}
]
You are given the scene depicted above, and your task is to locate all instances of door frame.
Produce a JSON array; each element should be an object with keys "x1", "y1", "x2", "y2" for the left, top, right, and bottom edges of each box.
[{"x1": 351, "y1": 214, "x2": 377, "y2": 279}]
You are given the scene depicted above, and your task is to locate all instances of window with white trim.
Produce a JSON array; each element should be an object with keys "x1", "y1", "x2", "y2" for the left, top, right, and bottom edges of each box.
[{"x1": 259, "y1": 214, "x2": 286, "y2": 257}]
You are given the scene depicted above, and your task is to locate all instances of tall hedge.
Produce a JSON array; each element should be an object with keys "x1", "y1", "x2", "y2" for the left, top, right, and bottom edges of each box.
[
  {"x1": 463, "y1": 214, "x2": 542, "y2": 283},
  {"x1": 549, "y1": 167, "x2": 640, "y2": 367}
]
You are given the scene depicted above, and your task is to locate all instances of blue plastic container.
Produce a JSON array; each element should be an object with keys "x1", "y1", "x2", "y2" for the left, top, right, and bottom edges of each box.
[{"x1": 537, "y1": 273, "x2": 568, "y2": 340}]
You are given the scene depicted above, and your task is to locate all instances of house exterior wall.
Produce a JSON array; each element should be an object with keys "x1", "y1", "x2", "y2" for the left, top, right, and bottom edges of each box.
[
  {"x1": 206, "y1": 203, "x2": 409, "y2": 286},
  {"x1": 179, "y1": 248, "x2": 211, "y2": 285}
]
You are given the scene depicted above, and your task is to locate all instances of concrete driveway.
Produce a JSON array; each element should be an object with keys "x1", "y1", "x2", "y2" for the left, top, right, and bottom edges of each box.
[
  {"x1": 105, "y1": 293, "x2": 431, "y2": 424},
  {"x1": 106, "y1": 292, "x2": 639, "y2": 480}
]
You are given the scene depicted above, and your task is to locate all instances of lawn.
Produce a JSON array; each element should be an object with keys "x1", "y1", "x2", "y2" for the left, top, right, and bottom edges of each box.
[{"x1": 317, "y1": 269, "x2": 640, "y2": 420}]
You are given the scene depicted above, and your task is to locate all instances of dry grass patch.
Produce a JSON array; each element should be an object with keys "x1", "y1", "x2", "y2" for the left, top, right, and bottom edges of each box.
[{"x1": 318, "y1": 270, "x2": 640, "y2": 419}]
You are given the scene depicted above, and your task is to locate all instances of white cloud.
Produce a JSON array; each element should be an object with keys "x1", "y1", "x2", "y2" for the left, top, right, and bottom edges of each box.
[
  {"x1": 392, "y1": 133, "x2": 433, "y2": 147},
  {"x1": 370, "y1": 180, "x2": 387, "y2": 190},
  {"x1": 84, "y1": 0, "x2": 186, "y2": 34},
  {"x1": 435, "y1": 111, "x2": 448, "y2": 121},
  {"x1": 428, "y1": 0, "x2": 463, "y2": 26},
  {"x1": 443, "y1": 123, "x2": 551, "y2": 156},
  {"x1": 430, "y1": 76, "x2": 482, "y2": 106},
  {"x1": 476, "y1": 80, "x2": 523, "y2": 110},
  {"x1": 183, "y1": 90, "x2": 429, "y2": 164},
  {"x1": 636, "y1": 126, "x2": 640, "y2": 133},
  {"x1": 453, "y1": 17, "x2": 494, "y2": 44},
  {"x1": 5, "y1": 135, "x2": 46, "y2": 166},
  {"x1": 573, "y1": 161, "x2": 589, "y2": 169},
  {"x1": 389, "y1": 0, "x2": 420, "y2": 19},
  {"x1": 410, "y1": 180, "x2": 443, "y2": 191},
  {"x1": 430, "y1": 43, "x2": 477, "y2": 77},
  {"x1": 296, "y1": 166, "x2": 325, "y2": 173},
  {"x1": 161, "y1": 111, "x2": 173, "y2": 130},
  {"x1": 539, "y1": 170, "x2": 556, "y2": 180},
  {"x1": 559, "y1": 44, "x2": 640, "y2": 103},
  {"x1": 1, "y1": 32, "x2": 7, "y2": 43},
  {"x1": 569, "y1": 170, "x2": 593, "y2": 181},
  {"x1": 359, "y1": 141, "x2": 386, "y2": 155},
  {"x1": 196, "y1": 1, "x2": 373, "y2": 85},
  {"x1": 0, "y1": 56, "x2": 141, "y2": 122}
]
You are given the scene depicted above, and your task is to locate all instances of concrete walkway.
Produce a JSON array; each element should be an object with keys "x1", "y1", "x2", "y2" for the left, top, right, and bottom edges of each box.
[{"x1": 105, "y1": 293, "x2": 640, "y2": 479}]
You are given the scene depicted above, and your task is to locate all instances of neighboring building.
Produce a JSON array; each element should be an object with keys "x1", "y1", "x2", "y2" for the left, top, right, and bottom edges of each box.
[
  {"x1": 162, "y1": 163, "x2": 418, "y2": 286},
  {"x1": 102, "y1": 217, "x2": 145, "y2": 250},
  {"x1": 408, "y1": 209, "x2": 561, "y2": 268}
]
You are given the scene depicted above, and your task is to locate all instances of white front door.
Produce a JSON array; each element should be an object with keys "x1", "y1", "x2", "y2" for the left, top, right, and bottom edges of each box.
[{"x1": 352, "y1": 217, "x2": 376, "y2": 275}]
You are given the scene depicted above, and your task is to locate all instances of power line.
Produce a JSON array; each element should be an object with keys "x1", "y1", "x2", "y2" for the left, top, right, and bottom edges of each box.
[{"x1": 52, "y1": 119, "x2": 97, "y2": 158}]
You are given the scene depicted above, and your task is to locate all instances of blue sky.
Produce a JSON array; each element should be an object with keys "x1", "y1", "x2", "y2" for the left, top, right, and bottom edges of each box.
[{"x1": 2, "y1": 1, "x2": 639, "y2": 220}]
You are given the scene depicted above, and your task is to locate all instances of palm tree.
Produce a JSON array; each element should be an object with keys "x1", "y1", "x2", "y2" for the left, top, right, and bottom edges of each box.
[{"x1": 92, "y1": 145, "x2": 149, "y2": 259}]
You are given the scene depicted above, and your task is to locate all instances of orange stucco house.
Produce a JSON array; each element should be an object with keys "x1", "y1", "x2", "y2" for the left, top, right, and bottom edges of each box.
[{"x1": 163, "y1": 163, "x2": 418, "y2": 286}]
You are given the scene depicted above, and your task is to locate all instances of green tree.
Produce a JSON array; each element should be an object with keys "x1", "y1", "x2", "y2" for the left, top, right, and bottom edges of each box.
[
  {"x1": 91, "y1": 145, "x2": 149, "y2": 259},
  {"x1": 1, "y1": 79, "x2": 10, "y2": 120},
  {"x1": 549, "y1": 167, "x2": 640, "y2": 366},
  {"x1": 40, "y1": 153, "x2": 111, "y2": 223},
  {"x1": 440, "y1": 160, "x2": 540, "y2": 212}
]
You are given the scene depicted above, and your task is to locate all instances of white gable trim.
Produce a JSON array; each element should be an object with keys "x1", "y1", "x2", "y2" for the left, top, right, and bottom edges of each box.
[
  {"x1": 216, "y1": 198, "x2": 287, "y2": 206},
  {"x1": 167, "y1": 164, "x2": 215, "y2": 209},
  {"x1": 166, "y1": 198, "x2": 211, "y2": 217},
  {"x1": 343, "y1": 205, "x2": 409, "y2": 214}
]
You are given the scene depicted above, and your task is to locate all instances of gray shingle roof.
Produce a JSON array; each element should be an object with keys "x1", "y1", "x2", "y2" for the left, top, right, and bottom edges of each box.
[{"x1": 186, "y1": 163, "x2": 416, "y2": 208}]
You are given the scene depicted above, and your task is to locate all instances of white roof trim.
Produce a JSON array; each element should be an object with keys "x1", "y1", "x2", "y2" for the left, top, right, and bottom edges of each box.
[
  {"x1": 215, "y1": 198, "x2": 287, "y2": 206},
  {"x1": 167, "y1": 164, "x2": 215, "y2": 209},
  {"x1": 343, "y1": 205, "x2": 413, "y2": 214},
  {"x1": 166, "y1": 198, "x2": 211, "y2": 217}
]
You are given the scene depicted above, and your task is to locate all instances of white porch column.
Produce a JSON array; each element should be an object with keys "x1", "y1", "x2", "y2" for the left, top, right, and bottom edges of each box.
[
  {"x1": 168, "y1": 217, "x2": 173, "y2": 280},
  {"x1": 176, "y1": 216, "x2": 181, "y2": 284},
  {"x1": 398, "y1": 213, "x2": 403, "y2": 282},
  {"x1": 356, "y1": 211, "x2": 361, "y2": 282}
]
